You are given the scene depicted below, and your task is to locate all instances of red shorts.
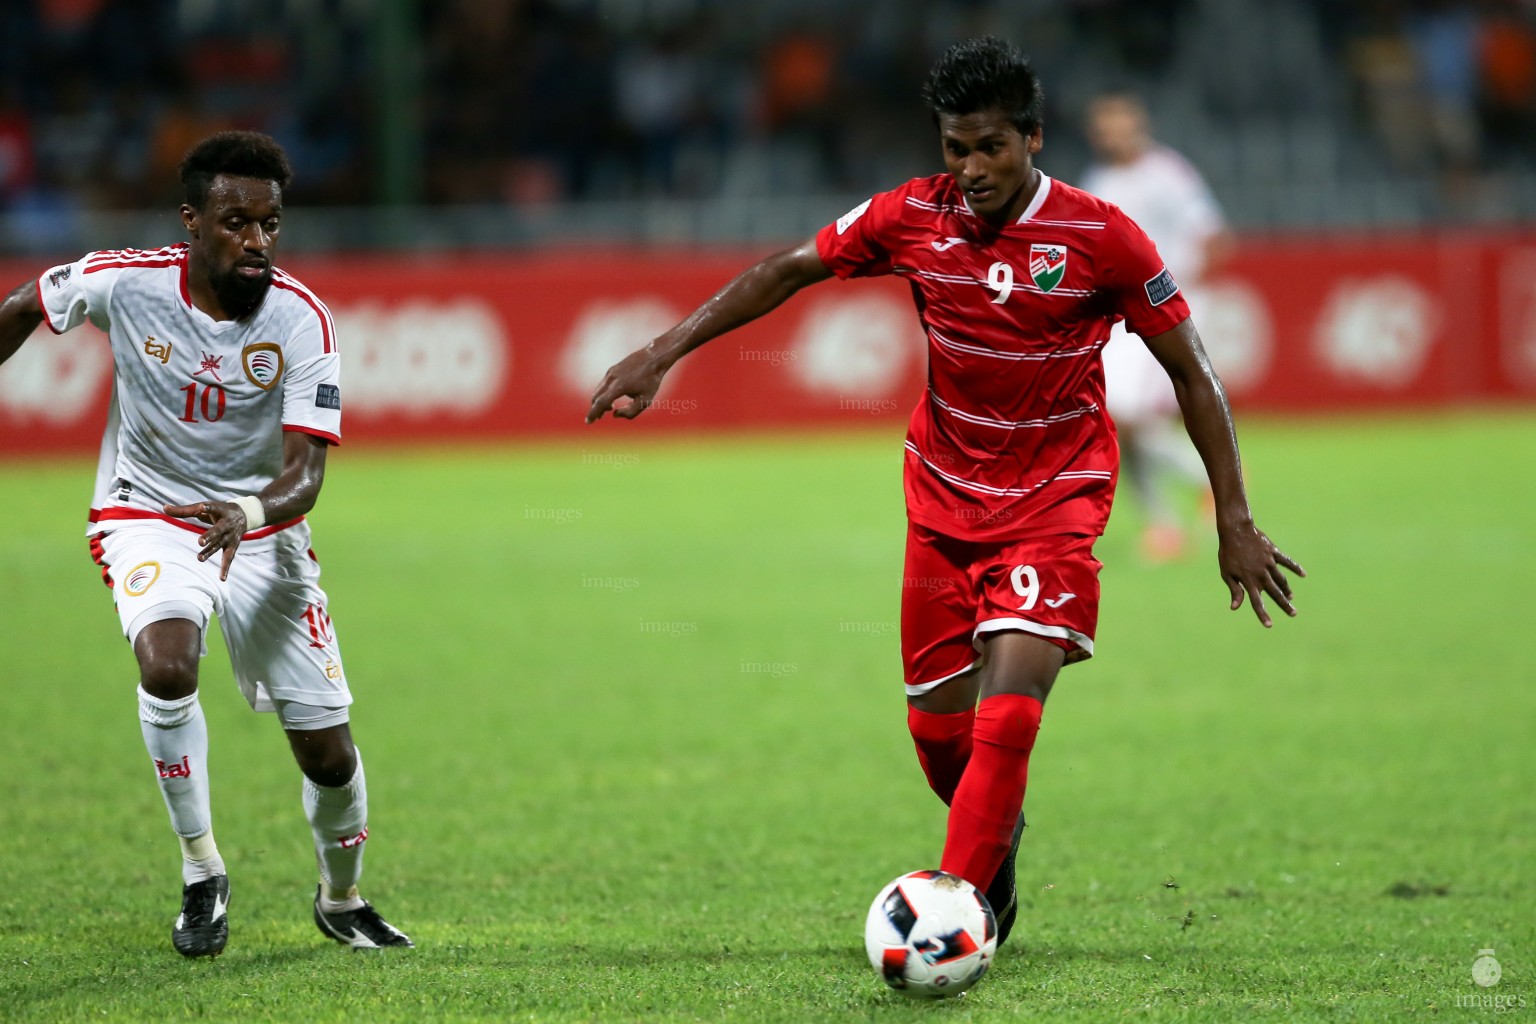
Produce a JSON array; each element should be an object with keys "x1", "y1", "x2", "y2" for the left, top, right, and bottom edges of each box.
[{"x1": 901, "y1": 522, "x2": 1103, "y2": 695}]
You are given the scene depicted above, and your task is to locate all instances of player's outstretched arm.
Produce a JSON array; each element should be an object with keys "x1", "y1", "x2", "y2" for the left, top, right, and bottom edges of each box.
[
  {"x1": 1143, "y1": 318, "x2": 1306, "y2": 627},
  {"x1": 0, "y1": 279, "x2": 47, "y2": 368},
  {"x1": 586, "y1": 239, "x2": 833, "y2": 423},
  {"x1": 164, "y1": 432, "x2": 329, "y2": 581}
]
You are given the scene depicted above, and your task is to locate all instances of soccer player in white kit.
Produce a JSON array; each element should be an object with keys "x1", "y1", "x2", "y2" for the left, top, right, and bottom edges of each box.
[
  {"x1": 1081, "y1": 92, "x2": 1234, "y2": 561},
  {"x1": 0, "y1": 132, "x2": 410, "y2": 957}
]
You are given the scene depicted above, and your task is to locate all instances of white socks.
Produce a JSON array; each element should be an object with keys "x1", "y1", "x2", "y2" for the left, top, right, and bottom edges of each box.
[
  {"x1": 138, "y1": 686, "x2": 224, "y2": 884},
  {"x1": 139, "y1": 687, "x2": 372, "y2": 901},
  {"x1": 304, "y1": 748, "x2": 368, "y2": 911}
]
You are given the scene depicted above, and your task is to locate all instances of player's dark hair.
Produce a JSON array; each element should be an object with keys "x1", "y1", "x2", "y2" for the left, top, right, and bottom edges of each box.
[
  {"x1": 179, "y1": 131, "x2": 293, "y2": 210},
  {"x1": 923, "y1": 37, "x2": 1044, "y2": 138}
]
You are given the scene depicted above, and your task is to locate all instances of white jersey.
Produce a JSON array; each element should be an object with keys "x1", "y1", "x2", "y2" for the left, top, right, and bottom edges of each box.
[
  {"x1": 1079, "y1": 144, "x2": 1224, "y2": 284},
  {"x1": 37, "y1": 244, "x2": 341, "y2": 535}
]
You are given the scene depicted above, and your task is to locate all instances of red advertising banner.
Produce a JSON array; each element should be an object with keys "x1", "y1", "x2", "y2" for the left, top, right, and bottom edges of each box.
[{"x1": 2, "y1": 234, "x2": 1533, "y2": 457}]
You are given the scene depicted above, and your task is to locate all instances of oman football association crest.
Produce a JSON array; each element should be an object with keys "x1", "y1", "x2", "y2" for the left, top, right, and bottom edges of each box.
[
  {"x1": 1028, "y1": 243, "x2": 1068, "y2": 293},
  {"x1": 242, "y1": 342, "x2": 284, "y2": 390}
]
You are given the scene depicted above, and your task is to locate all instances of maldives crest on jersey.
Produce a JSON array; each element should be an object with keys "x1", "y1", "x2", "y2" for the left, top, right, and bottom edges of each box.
[
  {"x1": 1028, "y1": 243, "x2": 1068, "y2": 293},
  {"x1": 242, "y1": 342, "x2": 284, "y2": 390}
]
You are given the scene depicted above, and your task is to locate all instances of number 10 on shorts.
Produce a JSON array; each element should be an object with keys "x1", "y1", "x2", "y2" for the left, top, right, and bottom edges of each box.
[{"x1": 303, "y1": 603, "x2": 334, "y2": 649}]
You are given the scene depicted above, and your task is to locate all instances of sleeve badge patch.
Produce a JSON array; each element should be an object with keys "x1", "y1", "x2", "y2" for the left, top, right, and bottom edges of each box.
[
  {"x1": 836, "y1": 199, "x2": 872, "y2": 235},
  {"x1": 316, "y1": 383, "x2": 341, "y2": 410},
  {"x1": 48, "y1": 266, "x2": 72, "y2": 288},
  {"x1": 1144, "y1": 267, "x2": 1180, "y2": 306}
]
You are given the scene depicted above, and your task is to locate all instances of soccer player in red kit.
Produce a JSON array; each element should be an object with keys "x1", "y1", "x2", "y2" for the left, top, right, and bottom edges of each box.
[{"x1": 587, "y1": 37, "x2": 1303, "y2": 947}]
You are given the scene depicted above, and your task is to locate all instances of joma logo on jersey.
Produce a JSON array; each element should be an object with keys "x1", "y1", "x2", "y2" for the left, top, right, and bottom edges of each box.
[
  {"x1": 242, "y1": 342, "x2": 284, "y2": 390},
  {"x1": 1028, "y1": 244, "x2": 1068, "y2": 293},
  {"x1": 143, "y1": 336, "x2": 171, "y2": 365}
]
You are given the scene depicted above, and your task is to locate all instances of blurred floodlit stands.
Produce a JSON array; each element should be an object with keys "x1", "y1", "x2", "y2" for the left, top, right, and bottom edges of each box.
[{"x1": 3, "y1": 0, "x2": 1536, "y2": 255}]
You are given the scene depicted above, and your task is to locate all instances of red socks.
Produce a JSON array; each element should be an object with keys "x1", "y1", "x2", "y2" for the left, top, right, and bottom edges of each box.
[
  {"x1": 939, "y1": 693, "x2": 1043, "y2": 889},
  {"x1": 906, "y1": 705, "x2": 976, "y2": 805}
]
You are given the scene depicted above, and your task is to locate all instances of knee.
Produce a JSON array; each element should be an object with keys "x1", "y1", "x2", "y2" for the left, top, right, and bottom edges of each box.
[
  {"x1": 138, "y1": 653, "x2": 199, "y2": 701},
  {"x1": 293, "y1": 734, "x2": 357, "y2": 788}
]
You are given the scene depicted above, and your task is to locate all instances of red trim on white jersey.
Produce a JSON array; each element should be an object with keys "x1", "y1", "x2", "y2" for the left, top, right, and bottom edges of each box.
[
  {"x1": 35, "y1": 277, "x2": 62, "y2": 334},
  {"x1": 272, "y1": 271, "x2": 336, "y2": 353},
  {"x1": 92, "y1": 506, "x2": 306, "y2": 540},
  {"x1": 84, "y1": 244, "x2": 185, "y2": 267},
  {"x1": 84, "y1": 258, "x2": 183, "y2": 275},
  {"x1": 84, "y1": 245, "x2": 188, "y2": 275},
  {"x1": 283, "y1": 424, "x2": 341, "y2": 445}
]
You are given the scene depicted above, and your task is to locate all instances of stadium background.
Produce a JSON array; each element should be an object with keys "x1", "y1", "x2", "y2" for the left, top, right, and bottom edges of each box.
[
  {"x1": 3, "y1": 0, "x2": 1536, "y2": 449},
  {"x1": 1, "y1": 2, "x2": 1532, "y2": 1021}
]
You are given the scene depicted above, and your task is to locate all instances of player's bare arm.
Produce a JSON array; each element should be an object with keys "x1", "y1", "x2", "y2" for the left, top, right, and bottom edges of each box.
[
  {"x1": 1142, "y1": 318, "x2": 1305, "y2": 627},
  {"x1": 164, "y1": 432, "x2": 329, "y2": 581},
  {"x1": 586, "y1": 239, "x2": 833, "y2": 423},
  {"x1": 0, "y1": 279, "x2": 46, "y2": 366}
]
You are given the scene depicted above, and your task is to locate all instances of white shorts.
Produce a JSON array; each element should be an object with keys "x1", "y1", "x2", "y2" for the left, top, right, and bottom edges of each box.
[
  {"x1": 1104, "y1": 285, "x2": 1205, "y2": 425},
  {"x1": 1103, "y1": 321, "x2": 1177, "y2": 424},
  {"x1": 92, "y1": 517, "x2": 352, "y2": 714}
]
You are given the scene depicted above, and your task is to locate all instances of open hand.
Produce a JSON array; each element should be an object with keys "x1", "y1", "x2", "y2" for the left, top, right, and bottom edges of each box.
[
  {"x1": 163, "y1": 500, "x2": 248, "y2": 581},
  {"x1": 1217, "y1": 522, "x2": 1305, "y2": 627}
]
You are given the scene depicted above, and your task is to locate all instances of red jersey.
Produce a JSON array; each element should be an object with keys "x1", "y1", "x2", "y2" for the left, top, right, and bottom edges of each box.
[{"x1": 815, "y1": 173, "x2": 1190, "y2": 541}]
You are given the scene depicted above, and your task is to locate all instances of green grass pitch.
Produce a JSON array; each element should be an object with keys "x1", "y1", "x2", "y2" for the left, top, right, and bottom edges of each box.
[{"x1": 0, "y1": 411, "x2": 1531, "y2": 1022}]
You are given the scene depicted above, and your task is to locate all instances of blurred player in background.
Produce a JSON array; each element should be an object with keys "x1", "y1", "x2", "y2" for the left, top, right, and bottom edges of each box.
[
  {"x1": 1081, "y1": 90, "x2": 1235, "y2": 561},
  {"x1": 0, "y1": 132, "x2": 411, "y2": 957},
  {"x1": 589, "y1": 38, "x2": 1302, "y2": 951}
]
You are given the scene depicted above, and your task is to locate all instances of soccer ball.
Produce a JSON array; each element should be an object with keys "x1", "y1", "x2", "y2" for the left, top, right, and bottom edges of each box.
[{"x1": 864, "y1": 870, "x2": 997, "y2": 997}]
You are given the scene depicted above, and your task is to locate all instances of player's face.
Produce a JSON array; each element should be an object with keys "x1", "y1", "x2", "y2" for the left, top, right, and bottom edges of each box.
[
  {"x1": 1085, "y1": 98, "x2": 1149, "y2": 164},
  {"x1": 938, "y1": 110, "x2": 1042, "y2": 225},
  {"x1": 181, "y1": 175, "x2": 282, "y2": 319}
]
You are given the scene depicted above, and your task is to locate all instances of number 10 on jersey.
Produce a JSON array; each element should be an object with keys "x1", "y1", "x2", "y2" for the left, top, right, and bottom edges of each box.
[{"x1": 178, "y1": 383, "x2": 226, "y2": 423}]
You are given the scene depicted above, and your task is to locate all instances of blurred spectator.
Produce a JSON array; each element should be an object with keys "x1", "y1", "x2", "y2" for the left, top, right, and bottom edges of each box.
[
  {"x1": 1405, "y1": 0, "x2": 1482, "y2": 184},
  {"x1": 1478, "y1": 3, "x2": 1536, "y2": 165},
  {"x1": 614, "y1": 27, "x2": 701, "y2": 195},
  {"x1": 0, "y1": 85, "x2": 37, "y2": 207},
  {"x1": 2, "y1": 0, "x2": 1536, "y2": 231},
  {"x1": 1346, "y1": 3, "x2": 1425, "y2": 172}
]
